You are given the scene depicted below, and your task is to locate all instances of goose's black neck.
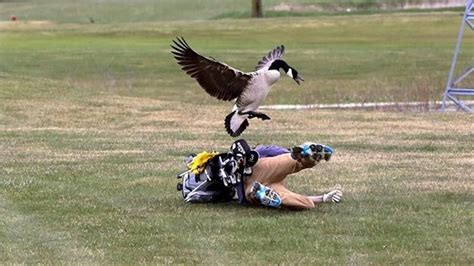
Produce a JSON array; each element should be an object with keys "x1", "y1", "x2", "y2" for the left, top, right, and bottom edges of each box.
[{"x1": 268, "y1": 59, "x2": 289, "y2": 72}]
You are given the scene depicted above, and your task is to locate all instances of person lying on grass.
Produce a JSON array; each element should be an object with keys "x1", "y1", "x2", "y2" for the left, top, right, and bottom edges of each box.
[
  {"x1": 178, "y1": 139, "x2": 342, "y2": 210},
  {"x1": 241, "y1": 140, "x2": 342, "y2": 209}
]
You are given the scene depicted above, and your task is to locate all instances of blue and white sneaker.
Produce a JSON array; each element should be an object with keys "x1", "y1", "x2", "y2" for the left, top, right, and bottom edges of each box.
[
  {"x1": 250, "y1": 182, "x2": 282, "y2": 208},
  {"x1": 300, "y1": 143, "x2": 334, "y2": 161}
]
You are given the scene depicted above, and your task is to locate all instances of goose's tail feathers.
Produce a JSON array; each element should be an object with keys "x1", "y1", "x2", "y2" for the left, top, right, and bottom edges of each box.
[{"x1": 225, "y1": 111, "x2": 249, "y2": 137}]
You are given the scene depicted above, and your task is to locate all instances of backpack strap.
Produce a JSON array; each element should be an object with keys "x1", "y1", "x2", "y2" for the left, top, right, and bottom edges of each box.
[{"x1": 236, "y1": 181, "x2": 249, "y2": 205}]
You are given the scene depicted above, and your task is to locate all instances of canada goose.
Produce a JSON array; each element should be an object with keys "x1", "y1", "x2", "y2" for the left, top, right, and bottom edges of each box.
[{"x1": 171, "y1": 37, "x2": 304, "y2": 137}]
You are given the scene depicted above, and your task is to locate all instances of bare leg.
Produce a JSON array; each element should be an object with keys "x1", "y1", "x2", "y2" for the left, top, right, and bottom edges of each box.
[
  {"x1": 247, "y1": 154, "x2": 308, "y2": 186},
  {"x1": 244, "y1": 153, "x2": 311, "y2": 205},
  {"x1": 270, "y1": 183, "x2": 315, "y2": 209}
]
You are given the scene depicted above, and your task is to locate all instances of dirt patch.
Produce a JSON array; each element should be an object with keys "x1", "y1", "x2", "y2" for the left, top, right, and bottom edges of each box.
[
  {"x1": 271, "y1": 3, "x2": 326, "y2": 12},
  {"x1": 397, "y1": 0, "x2": 467, "y2": 9},
  {"x1": 269, "y1": 0, "x2": 466, "y2": 12},
  {"x1": 0, "y1": 20, "x2": 55, "y2": 30}
]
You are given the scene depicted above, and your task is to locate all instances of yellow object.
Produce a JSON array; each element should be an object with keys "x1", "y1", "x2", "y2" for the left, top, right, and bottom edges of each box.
[{"x1": 187, "y1": 151, "x2": 219, "y2": 174}]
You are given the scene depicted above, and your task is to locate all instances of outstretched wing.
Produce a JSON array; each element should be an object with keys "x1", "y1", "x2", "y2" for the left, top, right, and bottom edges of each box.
[
  {"x1": 171, "y1": 37, "x2": 251, "y2": 101},
  {"x1": 255, "y1": 45, "x2": 285, "y2": 71}
]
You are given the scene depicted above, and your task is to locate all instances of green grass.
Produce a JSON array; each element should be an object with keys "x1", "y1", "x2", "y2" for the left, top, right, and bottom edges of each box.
[
  {"x1": 0, "y1": 0, "x2": 467, "y2": 23},
  {"x1": 1, "y1": 3, "x2": 473, "y2": 264},
  {"x1": 1, "y1": 13, "x2": 473, "y2": 104}
]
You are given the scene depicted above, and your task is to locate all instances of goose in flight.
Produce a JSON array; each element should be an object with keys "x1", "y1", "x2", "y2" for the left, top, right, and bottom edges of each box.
[{"x1": 171, "y1": 37, "x2": 304, "y2": 137}]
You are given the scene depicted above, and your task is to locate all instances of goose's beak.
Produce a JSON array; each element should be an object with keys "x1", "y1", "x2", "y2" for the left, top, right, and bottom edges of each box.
[{"x1": 294, "y1": 76, "x2": 304, "y2": 85}]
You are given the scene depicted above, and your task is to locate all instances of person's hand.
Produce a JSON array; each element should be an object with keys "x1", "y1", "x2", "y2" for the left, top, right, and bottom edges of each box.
[{"x1": 323, "y1": 190, "x2": 343, "y2": 203}]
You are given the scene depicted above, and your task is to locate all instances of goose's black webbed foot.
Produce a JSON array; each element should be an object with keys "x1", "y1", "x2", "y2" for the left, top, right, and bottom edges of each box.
[
  {"x1": 239, "y1": 111, "x2": 271, "y2": 121},
  {"x1": 257, "y1": 113, "x2": 271, "y2": 120}
]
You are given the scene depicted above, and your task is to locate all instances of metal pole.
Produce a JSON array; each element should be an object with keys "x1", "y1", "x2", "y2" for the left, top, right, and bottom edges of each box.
[{"x1": 442, "y1": 0, "x2": 471, "y2": 111}]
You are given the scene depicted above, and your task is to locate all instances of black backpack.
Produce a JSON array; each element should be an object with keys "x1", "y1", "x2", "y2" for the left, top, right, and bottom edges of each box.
[
  {"x1": 176, "y1": 139, "x2": 259, "y2": 204},
  {"x1": 176, "y1": 154, "x2": 236, "y2": 203}
]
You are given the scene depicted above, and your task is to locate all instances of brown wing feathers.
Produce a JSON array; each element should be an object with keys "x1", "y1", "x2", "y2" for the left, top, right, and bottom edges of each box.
[{"x1": 171, "y1": 37, "x2": 250, "y2": 101}]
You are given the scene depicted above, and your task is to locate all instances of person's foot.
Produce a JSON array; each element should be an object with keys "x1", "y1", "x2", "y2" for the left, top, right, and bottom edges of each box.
[
  {"x1": 291, "y1": 143, "x2": 334, "y2": 167},
  {"x1": 303, "y1": 143, "x2": 333, "y2": 161},
  {"x1": 323, "y1": 190, "x2": 343, "y2": 203},
  {"x1": 250, "y1": 182, "x2": 282, "y2": 208}
]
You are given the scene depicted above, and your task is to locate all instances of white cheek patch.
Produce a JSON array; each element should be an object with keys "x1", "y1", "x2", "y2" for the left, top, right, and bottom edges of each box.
[{"x1": 286, "y1": 69, "x2": 293, "y2": 78}]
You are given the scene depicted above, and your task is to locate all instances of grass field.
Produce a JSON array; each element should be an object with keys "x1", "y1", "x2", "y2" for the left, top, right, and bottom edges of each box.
[
  {"x1": 1, "y1": 1, "x2": 473, "y2": 264},
  {"x1": 0, "y1": 0, "x2": 467, "y2": 23}
]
